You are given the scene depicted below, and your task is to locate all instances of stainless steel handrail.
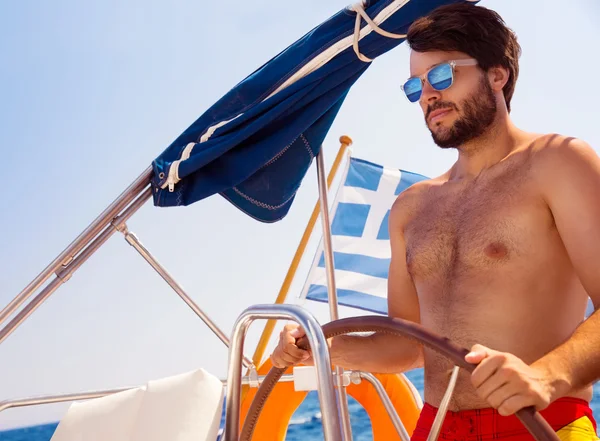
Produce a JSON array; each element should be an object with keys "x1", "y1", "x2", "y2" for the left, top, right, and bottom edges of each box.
[
  {"x1": 0, "y1": 374, "x2": 299, "y2": 414},
  {"x1": 0, "y1": 175, "x2": 253, "y2": 365},
  {"x1": 120, "y1": 230, "x2": 253, "y2": 368},
  {"x1": 357, "y1": 372, "x2": 412, "y2": 441},
  {"x1": 0, "y1": 187, "x2": 153, "y2": 345},
  {"x1": 224, "y1": 304, "x2": 342, "y2": 441},
  {"x1": 316, "y1": 149, "x2": 354, "y2": 441},
  {"x1": 0, "y1": 167, "x2": 153, "y2": 328},
  {"x1": 0, "y1": 388, "x2": 135, "y2": 413},
  {"x1": 427, "y1": 366, "x2": 460, "y2": 441}
]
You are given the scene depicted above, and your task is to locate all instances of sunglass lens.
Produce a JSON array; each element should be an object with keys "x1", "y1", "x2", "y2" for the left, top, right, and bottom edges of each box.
[
  {"x1": 403, "y1": 77, "x2": 422, "y2": 103},
  {"x1": 428, "y1": 63, "x2": 453, "y2": 91}
]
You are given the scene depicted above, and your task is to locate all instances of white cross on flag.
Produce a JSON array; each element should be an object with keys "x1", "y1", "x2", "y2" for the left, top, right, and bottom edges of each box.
[{"x1": 299, "y1": 156, "x2": 428, "y2": 315}]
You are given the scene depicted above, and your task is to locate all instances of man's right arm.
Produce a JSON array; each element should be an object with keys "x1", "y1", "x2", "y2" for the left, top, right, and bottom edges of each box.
[{"x1": 270, "y1": 190, "x2": 424, "y2": 374}]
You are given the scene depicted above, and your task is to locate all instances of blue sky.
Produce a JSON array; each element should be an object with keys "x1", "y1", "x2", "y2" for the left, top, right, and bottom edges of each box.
[{"x1": 1, "y1": 0, "x2": 599, "y2": 430}]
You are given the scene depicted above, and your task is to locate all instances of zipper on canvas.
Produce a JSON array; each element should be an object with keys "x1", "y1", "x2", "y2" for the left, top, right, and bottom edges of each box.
[{"x1": 161, "y1": 142, "x2": 196, "y2": 192}]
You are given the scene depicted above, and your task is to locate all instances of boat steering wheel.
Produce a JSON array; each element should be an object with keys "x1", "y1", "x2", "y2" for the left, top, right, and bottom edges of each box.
[{"x1": 239, "y1": 316, "x2": 561, "y2": 441}]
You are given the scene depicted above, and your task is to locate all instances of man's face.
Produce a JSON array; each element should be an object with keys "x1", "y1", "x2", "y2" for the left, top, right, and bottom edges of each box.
[{"x1": 408, "y1": 50, "x2": 497, "y2": 148}]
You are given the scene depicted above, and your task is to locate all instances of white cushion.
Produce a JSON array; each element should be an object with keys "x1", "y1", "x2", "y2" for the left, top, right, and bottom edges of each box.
[
  {"x1": 50, "y1": 387, "x2": 146, "y2": 441},
  {"x1": 131, "y1": 369, "x2": 224, "y2": 441},
  {"x1": 50, "y1": 368, "x2": 224, "y2": 441}
]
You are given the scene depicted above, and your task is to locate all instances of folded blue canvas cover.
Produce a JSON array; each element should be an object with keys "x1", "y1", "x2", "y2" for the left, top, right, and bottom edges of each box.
[{"x1": 151, "y1": 0, "x2": 477, "y2": 222}]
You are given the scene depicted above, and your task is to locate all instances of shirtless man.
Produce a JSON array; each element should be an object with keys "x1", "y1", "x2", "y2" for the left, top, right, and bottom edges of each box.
[{"x1": 270, "y1": 3, "x2": 600, "y2": 440}]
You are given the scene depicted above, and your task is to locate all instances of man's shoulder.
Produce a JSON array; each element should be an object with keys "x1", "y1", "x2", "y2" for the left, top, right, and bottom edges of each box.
[
  {"x1": 528, "y1": 133, "x2": 597, "y2": 180},
  {"x1": 393, "y1": 177, "x2": 435, "y2": 205},
  {"x1": 529, "y1": 133, "x2": 593, "y2": 159},
  {"x1": 389, "y1": 176, "x2": 441, "y2": 225}
]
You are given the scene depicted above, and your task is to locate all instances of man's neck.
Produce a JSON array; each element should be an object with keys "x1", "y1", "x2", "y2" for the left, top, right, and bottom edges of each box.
[{"x1": 449, "y1": 115, "x2": 527, "y2": 181}]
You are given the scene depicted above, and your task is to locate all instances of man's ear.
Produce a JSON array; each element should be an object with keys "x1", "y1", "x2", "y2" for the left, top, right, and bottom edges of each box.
[{"x1": 488, "y1": 66, "x2": 510, "y2": 92}]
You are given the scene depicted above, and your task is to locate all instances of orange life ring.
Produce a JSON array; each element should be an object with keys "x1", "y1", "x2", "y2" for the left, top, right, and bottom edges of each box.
[{"x1": 240, "y1": 359, "x2": 422, "y2": 441}]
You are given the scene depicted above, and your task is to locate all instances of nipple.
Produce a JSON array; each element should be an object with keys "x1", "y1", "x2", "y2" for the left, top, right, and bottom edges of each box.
[{"x1": 484, "y1": 242, "x2": 508, "y2": 259}]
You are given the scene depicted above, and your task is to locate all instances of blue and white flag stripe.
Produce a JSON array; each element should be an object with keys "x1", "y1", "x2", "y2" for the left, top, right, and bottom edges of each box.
[{"x1": 299, "y1": 156, "x2": 428, "y2": 315}]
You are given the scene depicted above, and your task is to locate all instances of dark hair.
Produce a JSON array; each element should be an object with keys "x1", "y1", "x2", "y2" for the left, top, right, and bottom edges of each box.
[{"x1": 406, "y1": 3, "x2": 521, "y2": 112}]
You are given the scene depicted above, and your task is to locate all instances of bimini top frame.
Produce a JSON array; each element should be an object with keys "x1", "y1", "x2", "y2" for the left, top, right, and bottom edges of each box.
[{"x1": 0, "y1": 138, "x2": 375, "y2": 441}]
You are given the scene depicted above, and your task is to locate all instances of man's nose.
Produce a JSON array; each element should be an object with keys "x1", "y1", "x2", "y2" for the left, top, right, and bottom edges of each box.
[{"x1": 420, "y1": 81, "x2": 442, "y2": 104}]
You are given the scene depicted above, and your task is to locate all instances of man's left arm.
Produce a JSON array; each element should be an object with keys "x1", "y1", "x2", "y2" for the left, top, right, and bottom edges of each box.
[
  {"x1": 532, "y1": 137, "x2": 600, "y2": 396},
  {"x1": 467, "y1": 137, "x2": 600, "y2": 416}
]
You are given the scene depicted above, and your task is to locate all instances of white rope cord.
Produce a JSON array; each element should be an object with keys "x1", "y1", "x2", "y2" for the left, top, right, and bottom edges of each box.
[{"x1": 351, "y1": 2, "x2": 407, "y2": 63}]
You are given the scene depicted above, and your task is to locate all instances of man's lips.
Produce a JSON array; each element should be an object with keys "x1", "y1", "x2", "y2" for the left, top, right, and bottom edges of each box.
[{"x1": 428, "y1": 108, "x2": 453, "y2": 123}]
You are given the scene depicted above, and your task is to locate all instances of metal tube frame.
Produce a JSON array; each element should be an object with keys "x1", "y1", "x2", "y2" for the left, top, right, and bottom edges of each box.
[
  {"x1": 1, "y1": 170, "x2": 251, "y2": 362},
  {"x1": 0, "y1": 388, "x2": 135, "y2": 414},
  {"x1": 357, "y1": 372, "x2": 412, "y2": 441},
  {"x1": 0, "y1": 374, "x2": 298, "y2": 414},
  {"x1": 120, "y1": 229, "x2": 253, "y2": 368},
  {"x1": 316, "y1": 149, "x2": 354, "y2": 441},
  {"x1": 224, "y1": 304, "x2": 342, "y2": 441},
  {"x1": 427, "y1": 366, "x2": 460, "y2": 441},
  {"x1": 0, "y1": 167, "x2": 153, "y2": 327},
  {"x1": 0, "y1": 187, "x2": 153, "y2": 345}
]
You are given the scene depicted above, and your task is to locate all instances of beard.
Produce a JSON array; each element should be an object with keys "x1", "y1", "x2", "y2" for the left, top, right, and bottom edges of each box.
[{"x1": 427, "y1": 76, "x2": 497, "y2": 149}]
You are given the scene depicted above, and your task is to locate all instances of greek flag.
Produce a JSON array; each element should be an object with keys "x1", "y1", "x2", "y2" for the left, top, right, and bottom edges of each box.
[{"x1": 300, "y1": 156, "x2": 428, "y2": 315}]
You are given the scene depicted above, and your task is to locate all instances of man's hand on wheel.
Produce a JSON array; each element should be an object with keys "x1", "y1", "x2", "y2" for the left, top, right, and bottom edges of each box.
[
  {"x1": 466, "y1": 344, "x2": 555, "y2": 416},
  {"x1": 270, "y1": 324, "x2": 313, "y2": 368}
]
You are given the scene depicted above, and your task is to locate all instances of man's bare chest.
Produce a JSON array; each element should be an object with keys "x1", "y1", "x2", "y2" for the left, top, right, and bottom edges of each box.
[{"x1": 403, "y1": 173, "x2": 549, "y2": 281}]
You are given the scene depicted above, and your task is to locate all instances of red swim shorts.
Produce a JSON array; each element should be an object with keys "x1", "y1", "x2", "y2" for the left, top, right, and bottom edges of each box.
[{"x1": 411, "y1": 397, "x2": 598, "y2": 440}]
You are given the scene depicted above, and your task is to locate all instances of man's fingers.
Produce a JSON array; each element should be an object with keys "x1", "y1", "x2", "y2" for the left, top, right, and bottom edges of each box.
[
  {"x1": 290, "y1": 327, "x2": 306, "y2": 339},
  {"x1": 278, "y1": 350, "x2": 303, "y2": 365},
  {"x1": 269, "y1": 323, "x2": 313, "y2": 369},
  {"x1": 474, "y1": 368, "x2": 510, "y2": 402},
  {"x1": 270, "y1": 328, "x2": 311, "y2": 368},
  {"x1": 465, "y1": 344, "x2": 490, "y2": 364},
  {"x1": 283, "y1": 342, "x2": 310, "y2": 360},
  {"x1": 273, "y1": 348, "x2": 309, "y2": 367},
  {"x1": 270, "y1": 351, "x2": 295, "y2": 368},
  {"x1": 483, "y1": 381, "x2": 519, "y2": 409},
  {"x1": 497, "y1": 393, "x2": 532, "y2": 417},
  {"x1": 282, "y1": 324, "x2": 305, "y2": 339},
  {"x1": 465, "y1": 352, "x2": 487, "y2": 364},
  {"x1": 470, "y1": 354, "x2": 505, "y2": 389}
]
